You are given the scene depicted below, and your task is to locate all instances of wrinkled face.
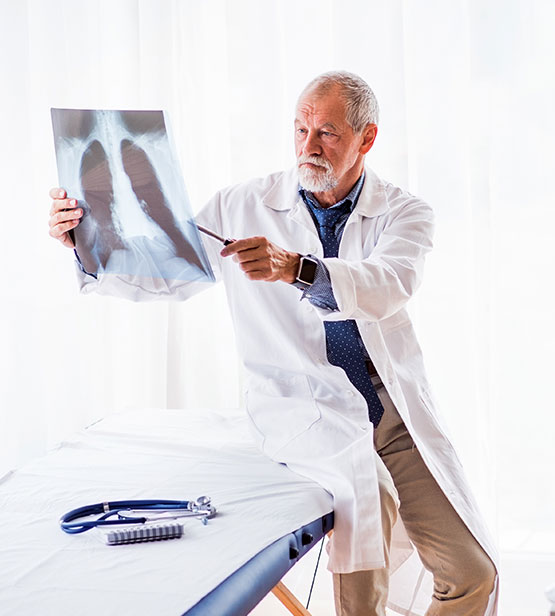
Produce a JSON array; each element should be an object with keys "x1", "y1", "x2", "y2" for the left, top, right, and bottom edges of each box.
[{"x1": 295, "y1": 86, "x2": 365, "y2": 193}]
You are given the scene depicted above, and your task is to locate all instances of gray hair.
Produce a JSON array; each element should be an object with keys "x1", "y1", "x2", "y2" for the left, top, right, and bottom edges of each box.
[{"x1": 300, "y1": 70, "x2": 379, "y2": 132}]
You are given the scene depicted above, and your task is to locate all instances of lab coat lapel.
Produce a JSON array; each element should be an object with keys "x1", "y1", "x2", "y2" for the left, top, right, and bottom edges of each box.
[
  {"x1": 288, "y1": 199, "x2": 321, "y2": 244},
  {"x1": 261, "y1": 166, "x2": 389, "y2": 245},
  {"x1": 354, "y1": 167, "x2": 390, "y2": 218},
  {"x1": 261, "y1": 166, "x2": 323, "y2": 251},
  {"x1": 339, "y1": 167, "x2": 390, "y2": 259}
]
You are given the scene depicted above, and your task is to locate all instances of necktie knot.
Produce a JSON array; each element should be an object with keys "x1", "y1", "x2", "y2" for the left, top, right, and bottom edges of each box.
[{"x1": 311, "y1": 205, "x2": 345, "y2": 230}]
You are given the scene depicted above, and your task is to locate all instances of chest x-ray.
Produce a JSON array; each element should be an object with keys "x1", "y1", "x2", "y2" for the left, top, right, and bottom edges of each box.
[{"x1": 51, "y1": 108, "x2": 214, "y2": 282}]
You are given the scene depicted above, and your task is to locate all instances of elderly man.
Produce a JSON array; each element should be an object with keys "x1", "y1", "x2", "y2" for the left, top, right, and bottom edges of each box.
[{"x1": 49, "y1": 71, "x2": 498, "y2": 615}]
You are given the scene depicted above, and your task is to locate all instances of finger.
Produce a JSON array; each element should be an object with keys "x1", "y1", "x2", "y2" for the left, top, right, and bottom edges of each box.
[
  {"x1": 220, "y1": 241, "x2": 246, "y2": 257},
  {"x1": 60, "y1": 238, "x2": 73, "y2": 248},
  {"x1": 50, "y1": 197, "x2": 79, "y2": 215},
  {"x1": 220, "y1": 237, "x2": 263, "y2": 257},
  {"x1": 49, "y1": 208, "x2": 83, "y2": 228},
  {"x1": 49, "y1": 218, "x2": 80, "y2": 238},
  {"x1": 232, "y1": 246, "x2": 268, "y2": 265},
  {"x1": 58, "y1": 232, "x2": 75, "y2": 249},
  {"x1": 49, "y1": 187, "x2": 66, "y2": 199},
  {"x1": 244, "y1": 269, "x2": 273, "y2": 281},
  {"x1": 239, "y1": 260, "x2": 272, "y2": 277}
]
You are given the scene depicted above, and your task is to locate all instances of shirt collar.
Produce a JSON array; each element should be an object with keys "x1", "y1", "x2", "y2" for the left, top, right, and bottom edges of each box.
[
  {"x1": 298, "y1": 171, "x2": 366, "y2": 213},
  {"x1": 260, "y1": 166, "x2": 389, "y2": 220}
]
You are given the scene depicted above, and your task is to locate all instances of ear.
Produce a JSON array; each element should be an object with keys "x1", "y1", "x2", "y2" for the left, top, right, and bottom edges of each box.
[{"x1": 359, "y1": 124, "x2": 378, "y2": 155}]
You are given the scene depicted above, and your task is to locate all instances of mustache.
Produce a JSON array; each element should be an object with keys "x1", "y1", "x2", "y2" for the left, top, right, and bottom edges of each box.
[{"x1": 297, "y1": 155, "x2": 333, "y2": 172}]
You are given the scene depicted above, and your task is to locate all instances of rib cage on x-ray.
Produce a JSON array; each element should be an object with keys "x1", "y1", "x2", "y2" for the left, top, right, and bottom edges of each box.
[{"x1": 51, "y1": 109, "x2": 214, "y2": 283}]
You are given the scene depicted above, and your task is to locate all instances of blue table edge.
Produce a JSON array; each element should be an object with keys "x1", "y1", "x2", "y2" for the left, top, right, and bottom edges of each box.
[{"x1": 183, "y1": 511, "x2": 334, "y2": 616}]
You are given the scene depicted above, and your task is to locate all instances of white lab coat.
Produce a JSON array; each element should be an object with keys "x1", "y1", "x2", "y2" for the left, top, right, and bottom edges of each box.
[{"x1": 77, "y1": 166, "x2": 499, "y2": 614}]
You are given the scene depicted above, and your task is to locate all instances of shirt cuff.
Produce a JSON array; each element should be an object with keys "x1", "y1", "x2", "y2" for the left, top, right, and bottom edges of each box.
[{"x1": 301, "y1": 255, "x2": 339, "y2": 311}]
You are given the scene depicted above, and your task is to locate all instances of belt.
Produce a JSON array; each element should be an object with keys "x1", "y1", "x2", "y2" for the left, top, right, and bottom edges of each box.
[{"x1": 366, "y1": 359, "x2": 385, "y2": 391}]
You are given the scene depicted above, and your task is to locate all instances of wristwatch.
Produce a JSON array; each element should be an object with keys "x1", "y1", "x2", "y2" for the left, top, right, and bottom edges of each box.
[{"x1": 291, "y1": 255, "x2": 318, "y2": 291}]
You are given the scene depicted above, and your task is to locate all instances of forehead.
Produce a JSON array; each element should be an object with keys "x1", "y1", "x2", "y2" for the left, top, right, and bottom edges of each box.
[{"x1": 295, "y1": 86, "x2": 348, "y2": 128}]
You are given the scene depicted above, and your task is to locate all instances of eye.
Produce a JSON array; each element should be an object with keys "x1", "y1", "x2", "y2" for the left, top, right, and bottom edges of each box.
[
  {"x1": 321, "y1": 131, "x2": 336, "y2": 138},
  {"x1": 296, "y1": 128, "x2": 307, "y2": 135}
]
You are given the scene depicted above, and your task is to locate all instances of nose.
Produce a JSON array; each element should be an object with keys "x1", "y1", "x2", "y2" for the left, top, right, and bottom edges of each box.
[{"x1": 301, "y1": 129, "x2": 322, "y2": 157}]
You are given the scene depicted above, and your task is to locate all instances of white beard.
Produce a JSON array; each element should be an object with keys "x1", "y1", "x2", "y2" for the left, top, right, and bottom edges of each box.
[{"x1": 297, "y1": 156, "x2": 338, "y2": 193}]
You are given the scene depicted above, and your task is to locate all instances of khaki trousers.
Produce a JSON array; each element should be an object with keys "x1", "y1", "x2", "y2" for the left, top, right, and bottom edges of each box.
[{"x1": 333, "y1": 378, "x2": 496, "y2": 616}]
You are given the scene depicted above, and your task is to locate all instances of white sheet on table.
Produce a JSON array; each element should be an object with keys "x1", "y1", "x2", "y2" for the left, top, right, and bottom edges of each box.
[{"x1": 0, "y1": 408, "x2": 333, "y2": 616}]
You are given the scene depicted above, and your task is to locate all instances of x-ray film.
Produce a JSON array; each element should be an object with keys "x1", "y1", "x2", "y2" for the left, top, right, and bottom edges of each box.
[{"x1": 51, "y1": 108, "x2": 215, "y2": 283}]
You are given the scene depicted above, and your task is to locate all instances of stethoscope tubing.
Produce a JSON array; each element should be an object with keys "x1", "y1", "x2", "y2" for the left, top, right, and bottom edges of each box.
[{"x1": 60, "y1": 499, "x2": 201, "y2": 534}]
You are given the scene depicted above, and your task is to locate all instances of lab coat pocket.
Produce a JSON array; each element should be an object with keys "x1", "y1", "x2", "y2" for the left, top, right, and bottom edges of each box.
[{"x1": 245, "y1": 379, "x2": 321, "y2": 456}]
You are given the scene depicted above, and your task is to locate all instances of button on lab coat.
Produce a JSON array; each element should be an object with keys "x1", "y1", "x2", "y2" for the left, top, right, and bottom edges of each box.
[{"x1": 78, "y1": 166, "x2": 499, "y2": 614}]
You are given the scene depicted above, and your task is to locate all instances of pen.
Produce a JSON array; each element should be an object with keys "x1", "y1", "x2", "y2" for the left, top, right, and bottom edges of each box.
[{"x1": 196, "y1": 223, "x2": 236, "y2": 246}]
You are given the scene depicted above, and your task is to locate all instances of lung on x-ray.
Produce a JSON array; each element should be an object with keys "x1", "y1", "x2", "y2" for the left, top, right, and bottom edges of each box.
[{"x1": 51, "y1": 108, "x2": 214, "y2": 283}]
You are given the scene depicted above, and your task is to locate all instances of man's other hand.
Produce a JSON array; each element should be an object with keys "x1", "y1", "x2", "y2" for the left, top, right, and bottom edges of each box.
[
  {"x1": 48, "y1": 187, "x2": 83, "y2": 248},
  {"x1": 220, "y1": 236, "x2": 300, "y2": 283}
]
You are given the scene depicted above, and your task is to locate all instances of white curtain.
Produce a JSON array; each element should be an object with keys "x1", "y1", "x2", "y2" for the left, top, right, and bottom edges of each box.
[{"x1": 1, "y1": 1, "x2": 553, "y2": 613}]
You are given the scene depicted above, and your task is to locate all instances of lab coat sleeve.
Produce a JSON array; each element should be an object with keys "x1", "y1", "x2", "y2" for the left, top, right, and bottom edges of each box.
[
  {"x1": 315, "y1": 196, "x2": 435, "y2": 322},
  {"x1": 74, "y1": 193, "x2": 225, "y2": 302}
]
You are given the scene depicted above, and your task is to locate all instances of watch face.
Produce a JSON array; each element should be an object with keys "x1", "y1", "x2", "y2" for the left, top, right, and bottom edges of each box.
[{"x1": 298, "y1": 257, "x2": 317, "y2": 285}]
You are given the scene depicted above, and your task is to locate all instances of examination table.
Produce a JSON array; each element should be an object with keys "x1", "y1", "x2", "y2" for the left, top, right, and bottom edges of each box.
[{"x1": 0, "y1": 408, "x2": 334, "y2": 615}]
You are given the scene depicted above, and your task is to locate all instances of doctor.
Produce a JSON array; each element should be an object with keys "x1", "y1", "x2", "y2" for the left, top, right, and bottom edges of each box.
[{"x1": 49, "y1": 71, "x2": 498, "y2": 616}]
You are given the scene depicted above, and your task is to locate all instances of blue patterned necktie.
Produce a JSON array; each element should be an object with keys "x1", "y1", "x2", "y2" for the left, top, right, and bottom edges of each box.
[{"x1": 311, "y1": 205, "x2": 384, "y2": 426}]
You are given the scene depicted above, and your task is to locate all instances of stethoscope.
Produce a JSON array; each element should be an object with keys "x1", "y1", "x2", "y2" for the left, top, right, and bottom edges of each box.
[{"x1": 60, "y1": 496, "x2": 216, "y2": 534}]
